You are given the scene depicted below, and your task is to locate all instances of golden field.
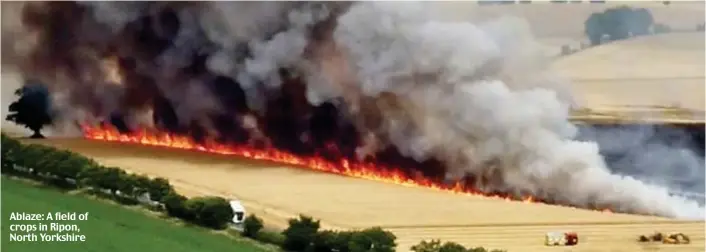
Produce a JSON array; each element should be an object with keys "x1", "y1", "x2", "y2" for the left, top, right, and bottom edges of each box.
[
  {"x1": 22, "y1": 138, "x2": 705, "y2": 252},
  {"x1": 436, "y1": 1, "x2": 705, "y2": 124},
  {"x1": 555, "y1": 32, "x2": 705, "y2": 124},
  {"x1": 437, "y1": 1, "x2": 704, "y2": 56}
]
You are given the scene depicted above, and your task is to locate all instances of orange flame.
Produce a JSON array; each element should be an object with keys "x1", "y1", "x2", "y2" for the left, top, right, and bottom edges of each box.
[{"x1": 81, "y1": 124, "x2": 613, "y2": 213}]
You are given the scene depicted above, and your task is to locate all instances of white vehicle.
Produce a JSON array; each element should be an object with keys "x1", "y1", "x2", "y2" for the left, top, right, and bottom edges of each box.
[{"x1": 230, "y1": 200, "x2": 246, "y2": 224}]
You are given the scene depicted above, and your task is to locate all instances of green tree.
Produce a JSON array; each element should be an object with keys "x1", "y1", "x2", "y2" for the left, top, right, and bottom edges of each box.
[
  {"x1": 147, "y1": 177, "x2": 174, "y2": 203},
  {"x1": 132, "y1": 174, "x2": 153, "y2": 196},
  {"x1": 163, "y1": 192, "x2": 192, "y2": 220},
  {"x1": 117, "y1": 173, "x2": 141, "y2": 197},
  {"x1": 439, "y1": 242, "x2": 468, "y2": 252},
  {"x1": 411, "y1": 239, "x2": 442, "y2": 252},
  {"x1": 632, "y1": 8, "x2": 654, "y2": 36},
  {"x1": 242, "y1": 214, "x2": 264, "y2": 238},
  {"x1": 282, "y1": 215, "x2": 321, "y2": 251},
  {"x1": 40, "y1": 150, "x2": 78, "y2": 187},
  {"x1": 467, "y1": 247, "x2": 506, "y2": 252},
  {"x1": 585, "y1": 13, "x2": 606, "y2": 45},
  {"x1": 349, "y1": 227, "x2": 397, "y2": 252},
  {"x1": 5, "y1": 83, "x2": 53, "y2": 138},
  {"x1": 185, "y1": 196, "x2": 234, "y2": 229},
  {"x1": 584, "y1": 6, "x2": 655, "y2": 45},
  {"x1": 81, "y1": 166, "x2": 126, "y2": 194},
  {"x1": 17, "y1": 144, "x2": 54, "y2": 175},
  {"x1": 311, "y1": 230, "x2": 352, "y2": 252}
]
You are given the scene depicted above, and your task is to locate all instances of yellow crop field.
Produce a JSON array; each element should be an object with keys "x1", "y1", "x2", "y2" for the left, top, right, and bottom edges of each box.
[
  {"x1": 23, "y1": 138, "x2": 704, "y2": 252},
  {"x1": 553, "y1": 32, "x2": 705, "y2": 124}
]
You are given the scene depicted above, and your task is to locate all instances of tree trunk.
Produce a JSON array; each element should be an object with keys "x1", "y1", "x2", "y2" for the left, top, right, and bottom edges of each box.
[{"x1": 30, "y1": 130, "x2": 44, "y2": 139}]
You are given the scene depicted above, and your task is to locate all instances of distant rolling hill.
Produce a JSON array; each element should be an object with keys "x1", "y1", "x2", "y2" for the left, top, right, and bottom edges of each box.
[{"x1": 552, "y1": 32, "x2": 705, "y2": 124}]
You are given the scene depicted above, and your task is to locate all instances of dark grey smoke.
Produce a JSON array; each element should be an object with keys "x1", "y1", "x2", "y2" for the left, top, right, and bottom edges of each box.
[{"x1": 577, "y1": 124, "x2": 705, "y2": 204}]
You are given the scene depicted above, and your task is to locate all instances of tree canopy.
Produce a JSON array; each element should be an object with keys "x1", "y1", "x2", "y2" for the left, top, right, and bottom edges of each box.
[
  {"x1": 6, "y1": 81, "x2": 53, "y2": 138},
  {"x1": 584, "y1": 6, "x2": 655, "y2": 46}
]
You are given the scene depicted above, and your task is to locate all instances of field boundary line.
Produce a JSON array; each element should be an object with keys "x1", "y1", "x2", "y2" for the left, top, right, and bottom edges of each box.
[
  {"x1": 382, "y1": 220, "x2": 704, "y2": 229},
  {"x1": 571, "y1": 76, "x2": 706, "y2": 82}
]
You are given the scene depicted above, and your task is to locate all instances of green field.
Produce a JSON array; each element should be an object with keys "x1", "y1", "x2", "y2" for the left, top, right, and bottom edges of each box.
[{"x1": 1, "y1": 176, "x2": 269, "y2": 252}]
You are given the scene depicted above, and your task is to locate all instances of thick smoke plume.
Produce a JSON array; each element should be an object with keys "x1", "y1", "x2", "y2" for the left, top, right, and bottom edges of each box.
[{"x1": 2, "y1": 1, "x2": 703, "y2": 219}]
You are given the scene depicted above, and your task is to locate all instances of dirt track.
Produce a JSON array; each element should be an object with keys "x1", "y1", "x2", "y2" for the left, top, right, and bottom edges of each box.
[{"x1": 23, "y1": 138, "x2": 705, "y2": 252}]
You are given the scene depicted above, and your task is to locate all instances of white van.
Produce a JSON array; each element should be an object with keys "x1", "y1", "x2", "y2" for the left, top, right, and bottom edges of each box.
[{"x1": 230, "y1": 200, "x2": 246, "y2": 224}]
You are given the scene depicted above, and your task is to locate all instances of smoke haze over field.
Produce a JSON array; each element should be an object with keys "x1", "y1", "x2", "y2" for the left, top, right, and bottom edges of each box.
[{"x1": 2, "y1": 1, "x2": 703, "y2": 219}]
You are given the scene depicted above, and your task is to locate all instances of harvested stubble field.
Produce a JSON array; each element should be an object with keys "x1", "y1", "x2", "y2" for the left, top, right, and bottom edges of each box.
[
  {"x1": 23, "y1": 138, "x2": 705, "y2": 252},
  {"x1": 554, "y1": 32, "x2": 705, "y2": 124},
  {"x1": 438, "y1": 1, "x2": 705, "y2": 56}
]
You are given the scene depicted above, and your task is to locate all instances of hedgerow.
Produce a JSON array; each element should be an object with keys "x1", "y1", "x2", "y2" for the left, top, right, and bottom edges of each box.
[
  {"x1": 0, "y1": 134, "x2": 231, "y2": 230},
  {"x1": 411, "y1": 239, "x2": 507, "y2": 252}
]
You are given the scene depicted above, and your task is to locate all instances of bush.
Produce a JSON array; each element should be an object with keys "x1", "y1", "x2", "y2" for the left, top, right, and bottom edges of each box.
[
  {"x1": 349, "y1": 227, "x2": 396, "y2": 252},
  {"x1": 77, "y1": 164, "x2": 101, "y2": 187},
  {"x1": 45, "y1": 151, "x2": 95, "y2": 188},
  {"x1": 439, "y1": 242, "x2": 468, "y2": 252},
  {"x1": 147, "y1": 177, "x2": 174, "y2": 203},
  {"x1": 17, "y1": 144, "x2": 55, "y2": 175},
  {"x1": 256, "y1": 230, "x2": 286, "y2": 247},
  {"x1": 129, "y1": 175, "x2": 173, "y2": 203},
  {"x1": 467, "y1": 247, "x2": 507, "y2": 252},
  {"x1": 131, "y1": 174, "x2": 152, "y2": 196},
  {"x1": 242, "y1": 214, "x2": 264, "y2": 238},
  {"x1": 184, "y1": 196, "x2": 234, "y2": 230},
  {"x1": 163, "y1": 192, "x2": 192, "y2": 220},
  {"x1": 1, "y1": 135, "x2": 22, "y2": 174},
  {"x1": 411, "y1": 239, "x2": 442, "y2": 252},
  {"x1": 119, "y1": 173, "x2": 149, "y2": 198},
  {"x1": 282, "y1": 215, "x2": 321, "y2": 251},
  {"x1": 411, "y1": 240, "x2": 506, "y2": 252},
  {"x1": 311, "y1": 230, "x2": 353, "y2": 252},
  {"x1": 81, "y1": 166, "x2": 126, "y2": 194}
]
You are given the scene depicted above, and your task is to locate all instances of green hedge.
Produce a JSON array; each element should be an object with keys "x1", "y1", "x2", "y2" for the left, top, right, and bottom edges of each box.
[
  {"x1": 242, "y1": 214, "x2": 397, "y2": 252},
  {"x1": 411, "y1": 240, "x2": 507, "y2": 252},
  {"x1": 0, "y1": 134, "x2": 233, "y2": 230}
]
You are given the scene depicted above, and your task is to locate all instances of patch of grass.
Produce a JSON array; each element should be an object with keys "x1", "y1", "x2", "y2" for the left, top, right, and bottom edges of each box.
[
  {"x1": 256, "y1": 230, "x2": 286, "y2": 247},
  {"x1": 1, "y1": 176, "x2": 271, "y2": 252}
]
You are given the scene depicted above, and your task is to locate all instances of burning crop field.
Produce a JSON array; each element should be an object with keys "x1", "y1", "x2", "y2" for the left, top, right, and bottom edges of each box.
[
  {"x1": 81, "y1": 123, "x2": 570, "y2": 206},
  {"x1": 2, "y1": 0, "x2": 704, "y2": 224}
]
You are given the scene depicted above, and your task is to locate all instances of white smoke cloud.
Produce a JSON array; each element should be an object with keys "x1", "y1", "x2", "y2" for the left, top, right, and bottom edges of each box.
[{"x1": 327, "y1": 2, "x2": 703, "y2": 219}]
